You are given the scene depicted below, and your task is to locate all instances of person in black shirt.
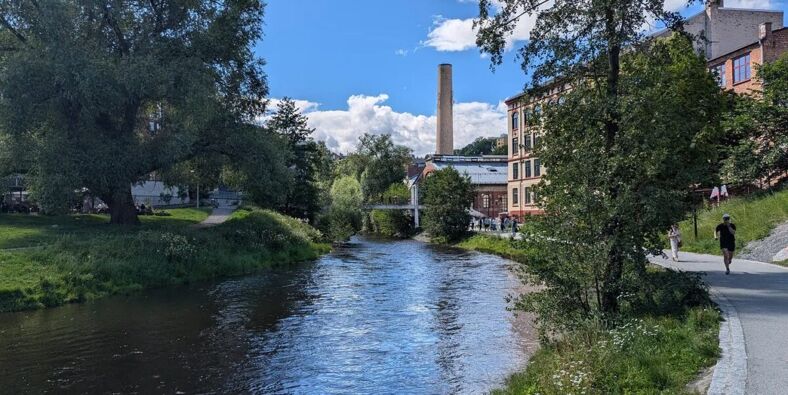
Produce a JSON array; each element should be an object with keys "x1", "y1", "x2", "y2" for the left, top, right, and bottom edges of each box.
[{"x1": 715, "y1": 213, "x2": 737, "y2": 275}]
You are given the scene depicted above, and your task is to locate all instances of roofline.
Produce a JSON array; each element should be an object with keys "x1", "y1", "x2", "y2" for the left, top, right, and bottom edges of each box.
[{"x1": 707, "y1": 27, "x2": 787, "y2": 63}]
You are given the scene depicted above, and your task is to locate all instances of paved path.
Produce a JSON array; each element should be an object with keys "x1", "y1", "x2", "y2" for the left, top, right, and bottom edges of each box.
[
  {"x1": 650, "y1": 251, "x2": 788, "y2": 395},
  {"x1": 194, "y1": 206, "x2": 236, "y2": 228}
]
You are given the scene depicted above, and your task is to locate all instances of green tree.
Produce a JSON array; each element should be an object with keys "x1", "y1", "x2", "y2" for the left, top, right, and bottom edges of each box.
[
  {"x1": 721, "y1": 54, "x2": 788, "y2": 187},
  {"x1": 355, "y1": 134, "x2": 412, "y2": 201},
  {"x1": 268, "y1": 98, "x2": 325, "y2": 222},
  {"x1": 478, "y1": 0, "x2": 720, "y2": 318},
  {"x1": 0, "y1": 1, "x2": 275, "y2": 223},
  {"x1": 422, "y1": 167, "x2": 475, "y2": 242},
  {"x1": 456, "y1": 136, "x2": 507, "y2": 156},
  {"x1": 325, "y1": 176, "x2": 363, "y2": 242}
]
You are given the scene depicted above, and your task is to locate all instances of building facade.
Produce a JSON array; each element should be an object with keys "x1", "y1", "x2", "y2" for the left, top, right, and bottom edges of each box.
[
  {"x1": 708, "y1": 23, "x2": 788, "y2": 94},
  {"x1": 420, "y1": 155, "x2": 509, "y2": 219},
  {"x1": 505, "y1": 85, "x2": 567, "y2": 220},
  {"x1": 653, "y1": 0, "x2": 783, "y2": 60},
  {"x1": 504, "y1": 1, "x2": 785, "y2": 222}
]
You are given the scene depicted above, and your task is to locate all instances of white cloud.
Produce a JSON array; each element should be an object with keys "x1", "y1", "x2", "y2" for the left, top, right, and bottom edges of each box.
[
  {"x1": 725, "y1": 0, "x2": 773, "y2": 8},
  {"x1": 394, "y1": 48, "x2": 409, "y2": 56},
  {"x1": 423, "y1": 2, "x2": 543, "y2": 52},
  {"x1": 276, "y1": 94, "x2": 507, "y2": 156}
]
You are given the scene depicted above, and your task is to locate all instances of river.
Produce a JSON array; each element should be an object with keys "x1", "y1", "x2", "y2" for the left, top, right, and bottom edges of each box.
[{"x1": 0, "y1": 237, "x2": 534, "y2": 394}]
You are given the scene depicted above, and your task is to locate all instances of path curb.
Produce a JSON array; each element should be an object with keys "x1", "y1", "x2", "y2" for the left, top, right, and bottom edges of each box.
[{"x1": 708, "y1": 290, "x2": 747, "y2": 395}]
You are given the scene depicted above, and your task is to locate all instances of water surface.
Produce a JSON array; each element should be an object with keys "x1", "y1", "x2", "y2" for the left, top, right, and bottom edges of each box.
[{"x1": 0, "y1": 237, "x2": 532, "y2": 394}]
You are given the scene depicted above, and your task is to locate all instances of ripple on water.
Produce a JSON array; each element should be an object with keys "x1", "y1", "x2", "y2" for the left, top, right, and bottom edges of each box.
[{"x1": 0, "y1": 237, "x2": 533, "y2": 394}]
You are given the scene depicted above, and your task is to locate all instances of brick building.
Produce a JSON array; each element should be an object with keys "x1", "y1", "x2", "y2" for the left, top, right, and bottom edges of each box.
[
  {"x1": 708, "y1": 22, "x2": 788, "y2": 94},
  {"x1": 419, "y1": 155, "x2": 509, "y2": 219},
  {"x1": 504, "y1": 1, "x2": 785, "y2": 222}
]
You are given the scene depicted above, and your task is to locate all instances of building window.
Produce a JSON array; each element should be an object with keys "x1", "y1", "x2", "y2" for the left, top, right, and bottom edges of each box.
[
  {"x1": 711, "y1": 63, "x2": 726, "y2": 87},
  {"x1": 524, "y1": 187, "x2": 531, "y2": 204},
  {"x1": 512, "y1": 112, "x2": 519, "y2": 130},
  {"x1": 523, "y1": 134, "x2": 532, "y2": 150},
  {"x1": 512, "y1": 188, "x2": 519, "y2": 206},
  {"x1": 533, "y1": 134, "x2": 541, "y2": 149},
  {"x1": 733, "y1": 53, "x2": 751, "y2": 83},
  {"x1": 501, "y1": 195, "x2": 507, "y2": 209},
  {"x1": 483, "y1": 194, "x2": 490, "y2": 208},
  {"x1": 534, "y1": 159, "x2": 541, "y2": 177},
  {"x1": 512, "y1": 137, "x2": 519, "y2": 156},
  {"x1": 524, "y1": 160, "x2": 532, "y2": 178},
  {"x1": 512, "y1": 163, "x2": 519, "y2": 179}
]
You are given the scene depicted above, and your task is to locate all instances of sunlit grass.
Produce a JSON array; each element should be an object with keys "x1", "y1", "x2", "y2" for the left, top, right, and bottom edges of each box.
[{"x1": 678, "y1": 189, "x2": 788, "y2": 255}]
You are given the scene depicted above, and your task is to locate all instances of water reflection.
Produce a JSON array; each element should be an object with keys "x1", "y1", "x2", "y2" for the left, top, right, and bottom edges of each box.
[{"x1": 0, "y1": 237, "x2": 531, "y2": 394}]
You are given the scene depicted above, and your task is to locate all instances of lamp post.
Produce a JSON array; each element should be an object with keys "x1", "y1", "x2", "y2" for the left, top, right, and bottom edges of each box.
[{"x1": 191, "y1": 170, "x2": 199, "y2": 208}]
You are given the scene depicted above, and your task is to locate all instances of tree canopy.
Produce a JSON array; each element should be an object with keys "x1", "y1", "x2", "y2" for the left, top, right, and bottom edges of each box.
[
  {"x1": 456, "y1": 136, "x2": 507, "y2": 156},
  {"x1": 0, "y1": 0, "x2": 279, "y2": 224},
  {"x1": 476, "y1": 0, "x2": 716, "y2": 320},
  {"x1": 422, "y1": 167, "x2": 475, "y2": 242}
]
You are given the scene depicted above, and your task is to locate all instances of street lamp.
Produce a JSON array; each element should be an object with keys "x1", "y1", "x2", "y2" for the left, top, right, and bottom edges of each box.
[{"x1": 190, "y1": 170, "x2": 199, "y2": 208}]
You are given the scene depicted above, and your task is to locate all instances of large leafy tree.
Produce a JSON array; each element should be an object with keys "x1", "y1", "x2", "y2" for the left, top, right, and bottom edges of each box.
[
  {"x1": 355, "y1": 134, "x2": 412, "y2": 202},
  {"x1": 721, "y1": 54, "x2": 788, "y2": 187},
  {"x1": 476, "y1": 0, "x2": 716, "y2": 317},
  {"x1": 456, "y1": 136, "x2": 507, "y2": 156},
  {"x1": 0, "y1": 0, "x2": 274, "y2": 224},
  {"x1": 422, "y1": 167, "x2": 475, "y2": 242}
]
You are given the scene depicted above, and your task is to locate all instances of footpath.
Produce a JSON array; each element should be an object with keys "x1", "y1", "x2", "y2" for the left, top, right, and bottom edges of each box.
[
  {"x1": 194, "y1": 205, "x2": 236, "y2": 228},
  {"x1": 650, "y1": 252, "x2": 788, "y2": 395}
]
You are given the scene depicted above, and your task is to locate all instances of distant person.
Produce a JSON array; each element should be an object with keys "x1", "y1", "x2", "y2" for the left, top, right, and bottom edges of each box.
[
  {"x1": 715, "y1": 214, "x2": 736, "y2": 275},
  {"x1": 511, "y1": 219, "x2": 518, "y2": 236},
  {"x1": 668, "y1": 224, "x2": 682, "y2": 262}
]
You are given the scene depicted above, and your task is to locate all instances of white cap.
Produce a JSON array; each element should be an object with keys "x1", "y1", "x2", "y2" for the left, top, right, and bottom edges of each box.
[{"x1": 722, "y1": 213, "x2": 731, "y2": 219}]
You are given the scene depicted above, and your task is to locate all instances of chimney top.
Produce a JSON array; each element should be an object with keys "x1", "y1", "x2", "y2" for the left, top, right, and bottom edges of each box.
[
  {"x1": 760, "y1": 22, "x2": 773, "y2": 40},
  {"x1": 707, "y1": 0, "x2": 723, "y2": 9}
]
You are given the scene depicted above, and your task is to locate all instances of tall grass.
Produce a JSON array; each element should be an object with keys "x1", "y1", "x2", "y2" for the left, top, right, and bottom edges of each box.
[
  {"x1": 0, "y1": 208, "x2": 329, "y2": 312},
  {"x1": 455, "y1": 234, "x2": 530, "y2": 263},
  {"x1": 679, "y1": 189, "x2": 788, "y2": 255}
]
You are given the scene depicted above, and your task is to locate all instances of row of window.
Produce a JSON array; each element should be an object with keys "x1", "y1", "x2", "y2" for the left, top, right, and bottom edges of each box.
[
  {"x1": 480, "y1": 194, "x2": 507, "y2": 209},
  {"x1": 511, "y1": 186, "x2": 537, "y2": 206},
  {"x1": 511, "y1": 134, "x2": 541, "y2": 155},
  {"x1": 711, "y1": 52, "x2": 751, "y2": 87},
  {"x1": 511, "y1": 159, "x2": 541, "y2": 180},
  {"x1": 511, "y1": 106, "x2": 543, "y2": 129}
]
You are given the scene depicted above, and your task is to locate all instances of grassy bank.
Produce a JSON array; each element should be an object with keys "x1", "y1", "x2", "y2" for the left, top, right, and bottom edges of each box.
[
  {"x1": 0, "y1": 208, "x2": 329, "y2": 312},
  {"x1": 679, "y1": 189, "x2": 788, "y2": 255},
  {"x1": 455, "y1": 234, "x2": 529, "y2": 263},
  {"x1": 453, "y1": 234, "x2": 722, "y2": 394},
  {"x1": 495, "y1": 307, "x2": 720, "y2": 394}
]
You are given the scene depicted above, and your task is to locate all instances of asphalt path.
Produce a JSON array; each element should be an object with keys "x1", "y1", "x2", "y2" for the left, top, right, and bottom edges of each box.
[{"x1": 650, "y1": 251, "x2": 788, "y2": 395}]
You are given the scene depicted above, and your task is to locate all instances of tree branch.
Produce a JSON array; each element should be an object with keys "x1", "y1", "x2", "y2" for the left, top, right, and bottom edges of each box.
[{"x1": 0, "y1": 15, "x2": 28, "y2": 45}]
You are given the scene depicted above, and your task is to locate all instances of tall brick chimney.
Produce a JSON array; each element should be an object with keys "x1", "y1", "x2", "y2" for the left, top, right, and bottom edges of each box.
[{"x1": 436, "y1": 64, "x2": 453, "y2": 155}]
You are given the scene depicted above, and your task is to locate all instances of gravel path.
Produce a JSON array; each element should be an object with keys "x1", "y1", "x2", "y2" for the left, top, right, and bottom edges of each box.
[
  {"x1": 737, "y1": 221, "x2": 788, "y2": 263},
  {"x1": 651, "y1": 251, "x2": 788, "y2": 395}
]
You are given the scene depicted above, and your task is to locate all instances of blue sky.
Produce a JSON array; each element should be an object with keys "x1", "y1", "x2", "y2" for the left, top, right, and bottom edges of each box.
[{"x1": 255, "y1": 0, "x2": 787, "y2": 155}]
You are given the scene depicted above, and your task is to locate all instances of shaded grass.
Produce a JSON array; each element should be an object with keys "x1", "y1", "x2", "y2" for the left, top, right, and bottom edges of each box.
[
  {"x1": 0, "y1": 208, "x2": 329, "y2": 312},
  {"x1": 0, "y1": 208, "x2": 211, "y2": 249},
  {"x1": 455, "y1": 234, "x2": 530, "y2": 263},
  {"x1": 679, "y1": 189, "x2": 788, "y2": 255},
  {"x1": 495, "y1": 307, "x2": 720, "y2": 394}
]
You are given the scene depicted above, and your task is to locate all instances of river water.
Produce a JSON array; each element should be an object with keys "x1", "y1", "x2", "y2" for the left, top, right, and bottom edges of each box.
[{"x1": 0, "y1": 237, "x2": 533, "y2": 394}]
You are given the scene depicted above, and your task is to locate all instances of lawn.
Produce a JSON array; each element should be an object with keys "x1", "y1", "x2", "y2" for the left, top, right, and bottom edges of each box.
[
  {"x1": 455, "y1": 234, "x2": 530, "y2": 264},
  {"x1": 678, "y1": 189, "x2": 788, "y2": 255},
  {"x1": 0, "y1": 208, "x2": 211, "y2": 249},
  {"x1": 0, "y1": 207, "x2": 329, "y2": 312}
]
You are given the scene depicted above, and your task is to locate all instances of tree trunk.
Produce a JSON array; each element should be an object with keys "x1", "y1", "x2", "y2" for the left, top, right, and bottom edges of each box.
[{"x1": 103, "y1": 185, "x2": 140, "y2": 225}]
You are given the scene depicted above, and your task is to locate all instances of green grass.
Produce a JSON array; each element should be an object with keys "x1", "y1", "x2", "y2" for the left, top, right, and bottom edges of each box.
[
  {"x1": 495, "y1": 307, "x2": 721, "y2": 394},
  {"x1": 678, "y1": 189, "x2": 788, "y2": 255},
  {"x1": 0, "y1": 208, "x2": 211, "y2": 249},
  {"x1": 455, "y1": 234, "x2": 530, "y2": 263},
  {"x1": 0, "y1": 207, "x2": 329, "y2": 312}
]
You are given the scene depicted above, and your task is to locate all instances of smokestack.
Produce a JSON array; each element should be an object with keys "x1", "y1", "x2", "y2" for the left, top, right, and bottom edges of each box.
[{"x1": 436, "y1": 64, "x2": 453, "y2": 155}]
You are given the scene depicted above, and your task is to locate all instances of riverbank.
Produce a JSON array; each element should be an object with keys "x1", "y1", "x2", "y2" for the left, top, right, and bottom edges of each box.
[
  {"x1": 452, "y1": 234, "x2": 721, "y2": 393},
  {"x1": 0, "y1": 207, "x2": 329, "y2": 312}
]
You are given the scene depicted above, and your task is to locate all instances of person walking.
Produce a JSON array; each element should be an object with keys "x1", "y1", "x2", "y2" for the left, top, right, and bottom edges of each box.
[
  {"x1": 668, "y1": 224, "x2": 682, "y2": 262},
  {"x1": 715, "y1": 213, "x2": 737, "y2": 275}
]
